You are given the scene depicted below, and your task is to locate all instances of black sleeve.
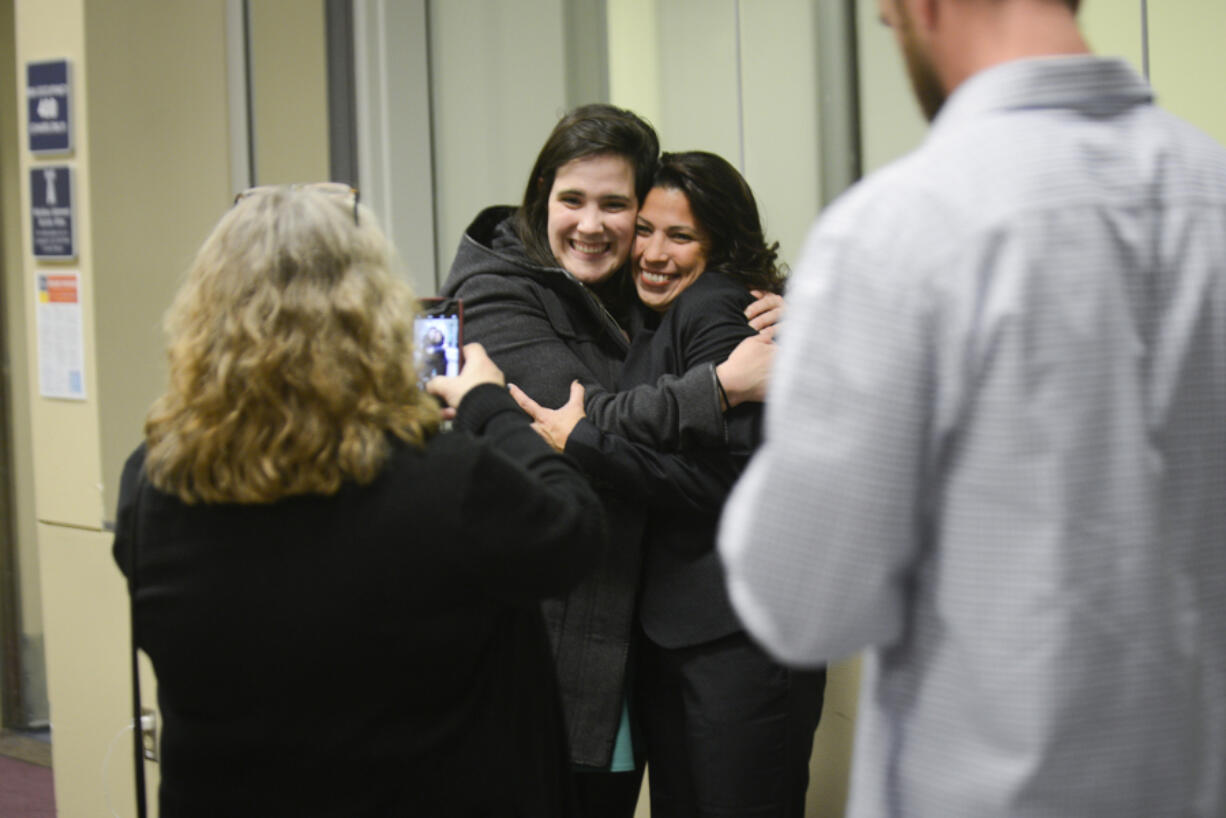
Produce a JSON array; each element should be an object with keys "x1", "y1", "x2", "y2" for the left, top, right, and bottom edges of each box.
[
  {"x1": 447, "y1": 383, "x2": 608, "y2": 602},
  {"x1": 455, "y1": 270, "x2": 727, "y2": 449},
  {"x1": 565, "y1": 418, "x2": 743, "y2": 513},
  {"x1": 582, "y1": 364, "x2": 726, "y2": 451},
  {"x1": 111, "y1": 445, "x2": 147, "y2": 582},
  {"x1": 564, "y1": 285, "x2": 761, "y2": 513}
]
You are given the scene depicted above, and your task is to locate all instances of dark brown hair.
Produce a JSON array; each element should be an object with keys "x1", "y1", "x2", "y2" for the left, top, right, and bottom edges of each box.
[
  {"x1": 514, "y1": 104, "x2": 659, "y2": 269},
  {"x1": 653, "y1": 151, "x2": 786, "y2": 294}
]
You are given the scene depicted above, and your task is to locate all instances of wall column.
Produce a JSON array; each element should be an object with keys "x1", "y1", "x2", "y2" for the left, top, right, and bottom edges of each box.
[{"x1": 13, "y1": 1, "x2": 233, "y2": 814}]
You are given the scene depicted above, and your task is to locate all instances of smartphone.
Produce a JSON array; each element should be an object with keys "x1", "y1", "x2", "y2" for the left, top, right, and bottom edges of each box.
[{"x1": 415, "y1": 297, "x2": 463, "y2": 388}]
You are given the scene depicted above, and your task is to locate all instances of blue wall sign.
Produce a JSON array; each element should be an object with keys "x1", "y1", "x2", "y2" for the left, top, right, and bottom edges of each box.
[
  {"x1": 27, "y1": 59, "x2": 72, "y2": 155},
  {"x1": 31, "y1": 166, "x2": 76, "y2": 260}
]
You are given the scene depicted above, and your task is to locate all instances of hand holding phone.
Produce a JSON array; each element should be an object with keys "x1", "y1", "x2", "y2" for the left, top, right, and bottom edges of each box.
[
  {"x1": 415, "y1": 298, "x2": 463, "y2": 389},
  {"x1": 425, "y1": 343, "x2": 505, "y2": 409}
]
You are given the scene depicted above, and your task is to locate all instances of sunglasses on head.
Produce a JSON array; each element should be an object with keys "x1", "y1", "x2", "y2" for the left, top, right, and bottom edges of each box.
[{"x1": 234, "y1": 182, "x2": 360, "y2": 226}]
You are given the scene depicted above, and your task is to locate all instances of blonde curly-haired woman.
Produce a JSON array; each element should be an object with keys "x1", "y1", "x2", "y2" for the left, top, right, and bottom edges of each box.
[{"x1": 112, "y1": 184, "x2": 606, "y2": 817}]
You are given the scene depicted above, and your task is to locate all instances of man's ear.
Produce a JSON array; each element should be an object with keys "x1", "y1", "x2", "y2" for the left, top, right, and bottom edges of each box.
[{"x1": 913, "y1": 0, "x2": 940, "y2": 33}]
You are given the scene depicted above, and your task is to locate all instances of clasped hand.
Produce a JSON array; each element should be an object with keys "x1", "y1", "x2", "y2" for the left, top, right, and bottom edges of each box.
[{"x1": 508, "y1": 381, "x2": 586, "y2": 453}]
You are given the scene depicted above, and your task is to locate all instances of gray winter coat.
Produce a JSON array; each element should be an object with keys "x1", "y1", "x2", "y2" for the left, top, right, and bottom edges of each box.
[{"x1": 439, "y1": 206, "x2": 723, "y2": 767}]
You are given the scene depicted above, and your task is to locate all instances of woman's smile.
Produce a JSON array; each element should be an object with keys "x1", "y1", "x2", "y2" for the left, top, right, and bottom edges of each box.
[
  {"x1": 632, "y1": 186, "x2": 709, "y2": 312},
  {"x1": 547, "y1": 154, "x2": 637, "y2": 285}
]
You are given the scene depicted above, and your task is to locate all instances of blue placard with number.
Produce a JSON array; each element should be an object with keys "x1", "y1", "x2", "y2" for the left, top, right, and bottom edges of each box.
[
  {"x1": 30, "y1": 166, "x2": 75, "y2": 260},
  {"x1": 27, "y1": 59, "x2": 72, "y2": 155}
]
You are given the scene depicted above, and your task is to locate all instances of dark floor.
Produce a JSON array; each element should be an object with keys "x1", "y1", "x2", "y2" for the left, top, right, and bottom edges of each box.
[
  {"x1": 0, "y1": 728, "x2": 51, "y2": 767},
  {"x1": 0, "y1": 729, "x2": 55, "y2": 817}
]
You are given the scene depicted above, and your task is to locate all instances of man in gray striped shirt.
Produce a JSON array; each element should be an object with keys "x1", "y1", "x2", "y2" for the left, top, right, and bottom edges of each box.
[{"x1": 719, "y1": 0, "x2": 1226, "y2": 815}]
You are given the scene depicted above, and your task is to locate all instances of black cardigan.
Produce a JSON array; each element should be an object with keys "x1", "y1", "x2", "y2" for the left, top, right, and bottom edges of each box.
[
  {"x1": 565, "y1": 272, "x2": 762, "y2": 648},
  {"x1": 112, "y1": 385, "x2": 605, "y2": 817}
]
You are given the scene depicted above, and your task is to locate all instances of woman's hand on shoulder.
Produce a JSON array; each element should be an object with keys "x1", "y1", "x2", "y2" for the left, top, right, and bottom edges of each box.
[
  {"x1": 745, "y1": 289, "x2": 785, "y2": 335},
  {"x1": 716, "y1": 333, "x2": 777, "y2": 407},
  {"x1": 426, "y1": 343, "x2": 505, "y2": 408},
  {"x1": 508, "y1": 381, "x2": 586, "y2": 453}
]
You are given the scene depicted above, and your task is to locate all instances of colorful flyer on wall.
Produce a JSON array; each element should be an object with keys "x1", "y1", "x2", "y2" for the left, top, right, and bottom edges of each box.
[{"x1": 36, "y1": 271, "x2": 86, "y2": 401}]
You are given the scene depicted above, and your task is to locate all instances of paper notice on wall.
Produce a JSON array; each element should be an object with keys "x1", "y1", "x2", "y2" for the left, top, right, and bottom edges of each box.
[{"x1": 36, "y1": 271, "x2": 86, "y2": 401}]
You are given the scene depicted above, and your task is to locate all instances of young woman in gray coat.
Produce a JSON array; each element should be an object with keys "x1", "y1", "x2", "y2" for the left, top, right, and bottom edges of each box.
[{"x1": 440, "y1": 105, "x2": 777, "y2": 817}]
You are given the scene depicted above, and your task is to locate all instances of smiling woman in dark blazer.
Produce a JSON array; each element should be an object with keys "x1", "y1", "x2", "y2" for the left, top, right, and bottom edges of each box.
[{"x1": 514, "y1": 152, "x2": 827, "y2": 818}]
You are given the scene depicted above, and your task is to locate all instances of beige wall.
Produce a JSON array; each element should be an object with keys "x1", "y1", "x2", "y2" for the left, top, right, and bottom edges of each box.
[
  {"x1": 858, "y1": 0, "x2": 1154, "y2": 173},
  {"x1": 1081, "y1": 0, "x2": 1145, "y2": 71},
  {"x1": 608, "y1": 0, "x2": 662, "y2": 132},
  {"x1": 37, "y1": 523, "x2": 151, "y2": 816},
  {"x1": 1148, "y1": 0, "x2": 1226, "y2": 146},
  {"x1": 13, "y1": 4, "x2": 110, "y2": 812},
  {"x1": 16, "y1": 0, "x2": 103, "y2": 532},
  {"x1": 428, "y1": 0, "x2": 570, "y2": 271},
  {"x1": 249, "y1": 0, "x2": 329, "y2": 185},
  {"x1": 14, "y1": 0, "x2": 232, "y2": 814},
  {"x1": 1, "y1": 0, "x2": 47, "y2": 725},
  {"x1": 84, "y1": 0, "x2": 234, "y2": 526},
  {"x1": 607, "y1": 0, "x2": 821, "y2": 272},
  {"x1": 857, "y1": 0, "x2": 927, "y2": 173}
]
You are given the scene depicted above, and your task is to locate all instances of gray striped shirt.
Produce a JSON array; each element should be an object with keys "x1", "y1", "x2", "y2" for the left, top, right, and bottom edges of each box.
[{"x1": 720, "y1": 56, "x2": 1226, "y2": 817}]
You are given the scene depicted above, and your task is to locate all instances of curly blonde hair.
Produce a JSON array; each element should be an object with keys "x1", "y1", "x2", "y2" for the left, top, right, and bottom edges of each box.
[{"x1": 144, "y1": 185, "x2": 441, "y2": 504}]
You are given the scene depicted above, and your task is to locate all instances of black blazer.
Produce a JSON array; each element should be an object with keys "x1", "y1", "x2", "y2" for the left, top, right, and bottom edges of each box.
[
  {"x1": 113, "y1": 385, "x2": 605, "y2": 817},
  {"x1": 566, "y1": 272, "x2": 762, "y2": 648}
]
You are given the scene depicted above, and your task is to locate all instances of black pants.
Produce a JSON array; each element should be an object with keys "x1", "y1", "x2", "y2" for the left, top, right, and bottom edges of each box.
[
  {"x1": 639, "y1": 630, "x2": 826, "y2": 818},
  {"x1": 571, "y1": 768, "x2": 644, "y2": 818}
]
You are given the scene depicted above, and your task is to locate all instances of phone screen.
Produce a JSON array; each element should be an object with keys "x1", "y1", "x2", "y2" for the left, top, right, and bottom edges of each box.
[{"x1": 415, "y1": 298, "x2": 463, "y2": 387}]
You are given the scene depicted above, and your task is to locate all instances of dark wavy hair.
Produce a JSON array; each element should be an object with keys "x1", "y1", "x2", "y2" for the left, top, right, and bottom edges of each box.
[
  {"x1": 654, "y1": 151, "x2": 786, "y2": 294},
  {"x1": 514, "y1": 103, "x2": 659, "y2": 269}
]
